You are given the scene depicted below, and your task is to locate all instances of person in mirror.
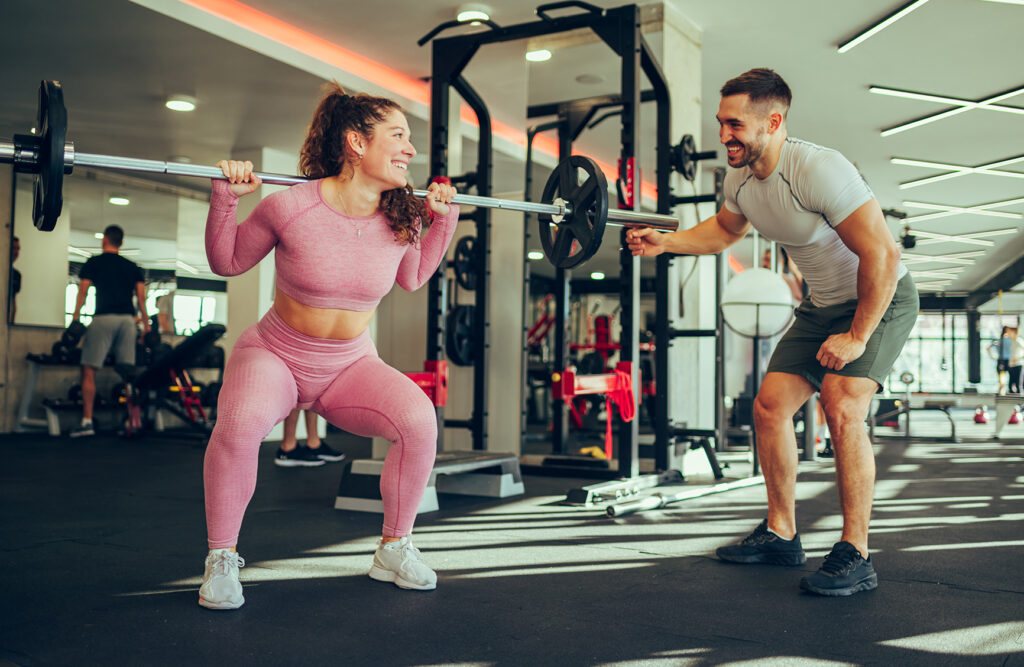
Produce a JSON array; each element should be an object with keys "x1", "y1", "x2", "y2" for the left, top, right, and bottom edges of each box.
[
  {"x1": 198, "y1": 83, "x2": 458, "y2": 610},
  {"x1": 274, "y1": 406, "x2": 345, "y2": 467},
  {"x1": 9, "y1": 235, "x2": 20, "y2": 321},
  {"x1": 70, "y1": 225, "x2": 148, "y2": 437},
  {"x1": 988, "y1": 326, "x2": 1013, "y2": 395},
  {"x1": 627, "y1": 68, "x2": 918, "y2": 596},
  {"x1": 1005, "y1": 326, "x2": 1024, "y2": 395},
  {"x1": 155, "y1": 290, "x2": 176, "y2": 334}
]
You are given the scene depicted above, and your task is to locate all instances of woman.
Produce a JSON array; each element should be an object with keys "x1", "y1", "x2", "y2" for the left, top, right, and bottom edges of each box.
[{"x1": 198, "y1": 83, "x2": 458, "y2": 610}]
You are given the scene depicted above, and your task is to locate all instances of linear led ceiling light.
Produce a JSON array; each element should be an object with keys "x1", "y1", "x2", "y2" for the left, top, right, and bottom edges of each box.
[
  {"x1": 903, "y1": 197, "x2": 1024, "y2": 223},
  {"x1": 901, "y1": 251, "x2": 984, "y2": 265},
  {"x1": 871, "y1": 84, "x2": 1024, "y2": 136},
  {"x1": 837, "y1": 0, "x2": 932, "y2": 53},
  {"x1": 892, "y1": 154, "x2": 1024, "y2": 189},
  {"x1": 914, "y1": 228, "x2": 1019, "y2": 247}
]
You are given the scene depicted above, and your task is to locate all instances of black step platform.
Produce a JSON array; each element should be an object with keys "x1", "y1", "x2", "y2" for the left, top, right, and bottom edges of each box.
[{"x1": 335, "y1": 450, "x2": 525, "y2": 514}]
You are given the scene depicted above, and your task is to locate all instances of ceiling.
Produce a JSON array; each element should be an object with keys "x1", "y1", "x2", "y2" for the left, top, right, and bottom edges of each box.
[{"x1": 1, "y1": 0, "x2": 1022, "y2": 307}]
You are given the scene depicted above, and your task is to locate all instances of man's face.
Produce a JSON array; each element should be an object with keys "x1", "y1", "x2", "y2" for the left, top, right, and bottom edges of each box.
[
  {"x1": 11, "y1": 239, "x2": 19, "y2": 262},
  {"x1": 717, "y1": 94, "x2": 772, "y2": 169}
]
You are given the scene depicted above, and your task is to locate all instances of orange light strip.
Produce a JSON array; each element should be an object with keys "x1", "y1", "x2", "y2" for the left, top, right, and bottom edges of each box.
[{"x1": 178, "y1": 0, "x2": 663, "y2": 204}]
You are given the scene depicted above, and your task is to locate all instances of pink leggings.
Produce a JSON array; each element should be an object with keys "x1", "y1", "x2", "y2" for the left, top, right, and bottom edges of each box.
[{"x1": 204, "y1": 308, "x2": 437, "y2": 548}]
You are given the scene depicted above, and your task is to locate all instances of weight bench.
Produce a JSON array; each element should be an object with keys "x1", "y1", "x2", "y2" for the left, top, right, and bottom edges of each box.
[
  {"x1": 335, "y1": 450, "x2": 525, "y2": 514},
  {"x1": 869, "y1": 396, "x2": 960, "y2": 442}
]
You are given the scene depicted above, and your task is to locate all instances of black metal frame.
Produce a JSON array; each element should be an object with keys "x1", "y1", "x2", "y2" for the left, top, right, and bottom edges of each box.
[{"x1": 427, "y1": 4, "x2": 660, "y2": 469}]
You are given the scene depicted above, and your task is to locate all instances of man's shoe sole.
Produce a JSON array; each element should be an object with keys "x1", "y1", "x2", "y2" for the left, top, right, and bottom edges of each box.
[
  {"x1": 799, "y1": 573, "x2": 878, "y2": 597},
  {"x1": 198, "y1": 595, "x2": 244, "y2": 610},
  {"x1": 368, "y1": 566, "x2": 436, "y2": 591},
  {"x1": 273, "y1": 459, "x2": 325, "y2": 468},
  {"x1": 717, "y1": 550, "x2": 807, "y2": 566}
]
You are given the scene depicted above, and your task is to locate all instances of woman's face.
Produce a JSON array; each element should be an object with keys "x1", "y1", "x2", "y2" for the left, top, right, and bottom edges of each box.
[{"x1": 358, "y1": 109, "x2": 416, "y2": 190}]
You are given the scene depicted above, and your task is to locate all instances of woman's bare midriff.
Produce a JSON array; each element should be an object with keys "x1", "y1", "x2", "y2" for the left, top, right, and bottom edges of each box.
[{"x1": 273, "y1": 289, "x2": 375, "y2": 340}]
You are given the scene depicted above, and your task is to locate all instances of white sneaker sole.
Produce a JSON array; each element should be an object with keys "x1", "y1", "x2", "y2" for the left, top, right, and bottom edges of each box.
[
  {"x1": 198, "y1": 594, "x2": 244, "y2": 610},
  {"x1": 273, "y1": 458, "x2": 325, "y2": 467},
  {"x1": 368, "y1": 565, "x2": 436, "y2": 591}
]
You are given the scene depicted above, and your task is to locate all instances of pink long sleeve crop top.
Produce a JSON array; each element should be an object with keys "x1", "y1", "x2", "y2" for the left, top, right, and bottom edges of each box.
[{"x1": 205, "y1": 179, "x2": 460, "y2": 311}]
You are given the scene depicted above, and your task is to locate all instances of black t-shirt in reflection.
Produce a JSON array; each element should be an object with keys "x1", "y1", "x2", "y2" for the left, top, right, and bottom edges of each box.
[
  {"x1": 79, "y1": 252, "x2": 144, "y2": 315},
  {"x1": 11, "y1": 268, "x2": 20, "y2": 296}
]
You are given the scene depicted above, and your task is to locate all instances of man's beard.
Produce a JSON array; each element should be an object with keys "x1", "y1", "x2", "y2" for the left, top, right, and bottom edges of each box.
[{"x1": 729, "y1": 129, "x2": 768, "y2": 168}]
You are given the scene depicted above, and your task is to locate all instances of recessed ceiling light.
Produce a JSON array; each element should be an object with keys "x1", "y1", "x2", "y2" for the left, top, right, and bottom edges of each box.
[
  {"x1": 93, "y1": 233, "x2": 104, "y2": 239},
  {"x1": 456, "y1": 3, "x2": 491, "y2": 22},
  {"x1": 527, "y1": 251, "x2": 545, "y2": 261},
  {"x1": 590, "y1": 271, "x2": 606, "y2": 280},
  {"x1": 526, "y1": 49, "x2": 552, "y2": 62},
  {"x1": 165, "y1": 95, "x2": 197, "y2": 112},
  {"x1": 108, "y1": 196, "x2": 130, "y2": 206}
]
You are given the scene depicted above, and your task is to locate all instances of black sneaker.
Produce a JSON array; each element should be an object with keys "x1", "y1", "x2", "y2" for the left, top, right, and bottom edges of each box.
[
  {"x1": 274, "y1": 445, "x2": 326, "y2": 468},
  {"x1": 800, "y1": 541, "x2": 878, "y2": 596},
  {"x1": 716, "y1": 519, "x2": 807, "y2": 565},
  {"x1": 307, "y1": 441, "x2": 345, "y2": 462},
  {"x1": 69, "y1": 423, "x2": 95, "y2": 438}
]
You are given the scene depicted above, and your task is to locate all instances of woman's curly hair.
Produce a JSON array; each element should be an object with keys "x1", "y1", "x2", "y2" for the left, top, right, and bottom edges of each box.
[{"x1": 299, "y1": 82, "x2": 428, "y2": 245}]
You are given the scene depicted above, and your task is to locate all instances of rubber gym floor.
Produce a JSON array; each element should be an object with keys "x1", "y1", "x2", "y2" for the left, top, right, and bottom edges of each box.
[{"x1": 2, "y1": 411, "x2": 1022, "y2": 666}]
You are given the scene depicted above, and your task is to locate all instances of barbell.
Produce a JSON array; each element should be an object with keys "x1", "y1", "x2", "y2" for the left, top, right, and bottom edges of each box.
[{"x1": 1, "y1": 80, "x2": 685, "y2": 269}]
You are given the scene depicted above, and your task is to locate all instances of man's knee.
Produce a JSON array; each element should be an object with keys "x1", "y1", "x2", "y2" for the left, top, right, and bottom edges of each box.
[{"x1": 819, "y1": 389, "x2": 872, "y2": 438}]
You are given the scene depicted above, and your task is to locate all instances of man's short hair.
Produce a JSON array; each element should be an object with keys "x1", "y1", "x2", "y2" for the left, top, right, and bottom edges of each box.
[
  {"x1": 103, "y1": 225, "x2": 125, "y2": 248},
  {"x1": 720, "y1": 68, "x2": 792, "y2": 118}
]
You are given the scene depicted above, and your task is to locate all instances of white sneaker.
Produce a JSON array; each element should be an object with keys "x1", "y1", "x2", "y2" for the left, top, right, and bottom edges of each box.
[
  {"x1": 198, "y1": 549, "x2": 245, "y2": 610},
  {"x1": 368, "y1": 537, "x2": 437, "y2": 591}
]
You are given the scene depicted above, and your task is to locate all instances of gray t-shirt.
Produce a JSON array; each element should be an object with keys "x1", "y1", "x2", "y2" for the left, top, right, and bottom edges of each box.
[{"x1": 723, "y1": 137, "x2": 907, "y2": 307}]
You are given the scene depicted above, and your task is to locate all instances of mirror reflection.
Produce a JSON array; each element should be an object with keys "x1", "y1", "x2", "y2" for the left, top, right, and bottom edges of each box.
[{"x1": 10, "y1": 169, "x2": 226, "y2": 333}]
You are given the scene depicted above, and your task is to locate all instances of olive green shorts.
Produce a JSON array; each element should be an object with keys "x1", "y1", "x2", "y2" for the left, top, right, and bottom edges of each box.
[{"x1": 766, "y1": 273, "x2": 919, "y2": 390}]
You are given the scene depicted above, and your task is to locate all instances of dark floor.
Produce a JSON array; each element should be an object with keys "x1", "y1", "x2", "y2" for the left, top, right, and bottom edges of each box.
[{"x1": 2, "y1": 415, "x2": 1023, "y2": 666}]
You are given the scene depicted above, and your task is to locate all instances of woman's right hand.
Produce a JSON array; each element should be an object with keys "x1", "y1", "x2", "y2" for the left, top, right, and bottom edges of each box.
[{"x1": 216, "y1": 160, "x2": 262, "y2": 197}]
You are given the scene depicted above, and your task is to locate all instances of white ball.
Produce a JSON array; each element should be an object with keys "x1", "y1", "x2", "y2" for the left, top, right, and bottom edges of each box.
[{"x1": 721, "y1": 267, "x2": 795, "y2": 337}]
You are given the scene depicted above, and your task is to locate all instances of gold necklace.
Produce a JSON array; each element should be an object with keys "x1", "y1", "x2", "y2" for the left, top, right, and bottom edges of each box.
[{"x1": 334, "y1": 185, "x2": 367, "y2": 238}]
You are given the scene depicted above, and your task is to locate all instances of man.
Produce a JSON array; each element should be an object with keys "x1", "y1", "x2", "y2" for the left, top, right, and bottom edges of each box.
[
  {"x1": 627, "y1": 68, "x2": 918, "y2": 596},
  {"x1": 70, "y1": 225, "x2": 148, "y2": 437}
]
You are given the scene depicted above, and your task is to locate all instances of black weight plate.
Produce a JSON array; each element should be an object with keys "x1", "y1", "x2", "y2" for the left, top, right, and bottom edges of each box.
[
  {"x1": 445, "y1": 304, "x2": 475, "y2": 366},
  {"x1": 453, "y1": 235, "x2": 477, "y2": 291},
  {"x1": 33, "y1": 81, "x2": 68, "y2": 232},
  {"x1": 677, "y1": 134, "x2": 697, "y2": 182},
  {"x1": 537, "y1": 156, "x2": 608, "y2": 269}
]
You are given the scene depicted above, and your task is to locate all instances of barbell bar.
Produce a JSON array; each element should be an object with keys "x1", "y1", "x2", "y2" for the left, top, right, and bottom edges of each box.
[{"x1": 2, "y1": 80, "x2": 682, "y2": 269}]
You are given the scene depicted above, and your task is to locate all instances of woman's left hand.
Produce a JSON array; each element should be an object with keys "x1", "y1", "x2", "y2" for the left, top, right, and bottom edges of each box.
[{"x1": 424, "y1": 180, "x2": 457, "y2": 216}]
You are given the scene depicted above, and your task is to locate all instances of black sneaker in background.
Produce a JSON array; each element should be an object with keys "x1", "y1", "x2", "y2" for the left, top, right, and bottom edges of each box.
[
  {"x1": 69, "y1": 423, "x2": 95, "y2": 438},
  {"x1": 800, "y1": 541, "x2": 878, "y2": 596},
  {"x1": 274, "y1": 445, "x2": 326, "y2": 468},
  {"x1": 308, "y1": 441, "x2": 345, "y2": 462},
  {"x1": 716, "y1": 519, "x2": 807, "y2": 565}
]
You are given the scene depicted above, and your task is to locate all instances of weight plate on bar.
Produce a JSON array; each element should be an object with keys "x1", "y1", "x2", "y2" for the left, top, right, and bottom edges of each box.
[
  {"x1": 445, "y1": 304, "x2": 475, "y2": 366},
  {"x1": 538, "y1": 156, "x2": 607, "y2": 269},
  {"x1": 33, "y1": 80, "x2": 67, "y2": 231},
  {"x1": 453, "y1": 235, "x2": 477, "y2": 291}
]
